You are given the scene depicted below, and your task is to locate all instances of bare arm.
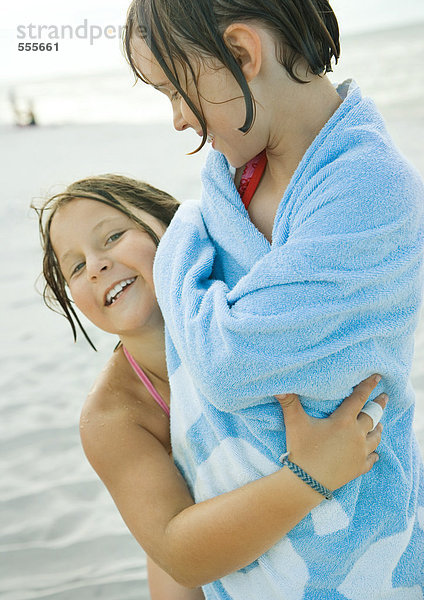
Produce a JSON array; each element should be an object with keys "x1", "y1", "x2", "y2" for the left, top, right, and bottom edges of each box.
[
  {"x1": 147, "y1": 556, "x2": 205, "y2": 600},
  {"x1": 80, "y1": 374, "x2": 385, "y2": 588}
]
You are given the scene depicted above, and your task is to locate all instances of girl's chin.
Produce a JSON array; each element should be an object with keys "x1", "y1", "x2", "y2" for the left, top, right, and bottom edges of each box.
[
  {"x1": 221, "y1": 147, "x2": 256, "y2": 170},
  {"x1": 224, "y1": 153, "x2": 245, "y2": 170},
  {"x1": 111, "y1": 313, "x2": 164, "y2": 339}
]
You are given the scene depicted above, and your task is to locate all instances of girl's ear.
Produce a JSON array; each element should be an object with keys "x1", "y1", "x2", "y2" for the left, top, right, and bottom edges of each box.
[{"x1": 223, "y1": 23, "x2": 262, "y2": 83}]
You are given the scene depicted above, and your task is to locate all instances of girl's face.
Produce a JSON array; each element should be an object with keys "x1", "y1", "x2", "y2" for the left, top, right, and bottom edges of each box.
[
  {"x1": 130, "y1": 36, "x2": 265, "y2": 168},
  {"x1": 50, "y1": 198, "x2": 165, "y2": 337}
]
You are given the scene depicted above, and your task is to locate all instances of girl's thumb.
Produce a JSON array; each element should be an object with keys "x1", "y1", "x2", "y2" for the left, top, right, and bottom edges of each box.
[{"x1": 274, "y1": 394, "x2": 302, "y2": 419}]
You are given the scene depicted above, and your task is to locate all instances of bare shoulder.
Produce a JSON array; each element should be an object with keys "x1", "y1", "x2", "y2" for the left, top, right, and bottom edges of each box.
[
  {"x1": 80, "y1": 347, "x2": 171, "y2": 475},
  {"x1": 81, "y1": 346, "x2": 138, "y2": 425}
]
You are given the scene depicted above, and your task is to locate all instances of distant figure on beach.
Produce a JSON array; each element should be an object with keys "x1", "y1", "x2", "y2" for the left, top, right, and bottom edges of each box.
[
  {"x1": 9, "y1": 90, "x2": 37, "y2": 127},
  {"x1": 34, "y1": 174, "x2": 385, "y2": 600},
  {"x1": 26, "y1": 101, "x2": 37, "y2": 127}
]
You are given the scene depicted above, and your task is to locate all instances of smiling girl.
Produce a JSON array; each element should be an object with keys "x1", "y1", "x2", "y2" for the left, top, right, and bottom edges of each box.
[{"x1": 35, "y1": 174, "x2": 386, "y2": 599}]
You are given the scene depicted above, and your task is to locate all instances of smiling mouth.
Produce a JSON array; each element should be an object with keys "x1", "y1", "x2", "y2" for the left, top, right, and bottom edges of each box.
[{"x1": 105, "y1": 278, "x2": 136, "y2": 306}]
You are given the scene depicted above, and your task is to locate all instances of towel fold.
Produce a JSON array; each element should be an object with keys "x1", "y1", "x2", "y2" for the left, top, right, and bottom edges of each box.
[{"x1": 154, "y1": 81, "x2": 424, "y2": 598}]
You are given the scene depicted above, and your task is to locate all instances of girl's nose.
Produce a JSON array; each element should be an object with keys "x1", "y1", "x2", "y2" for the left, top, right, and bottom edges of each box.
[
  {"x1": 87, "y1": 256, "x2": 111, "y2": 280},
  {"x1": 172, "y1": 102, "x2": 190, "y2": 132}
]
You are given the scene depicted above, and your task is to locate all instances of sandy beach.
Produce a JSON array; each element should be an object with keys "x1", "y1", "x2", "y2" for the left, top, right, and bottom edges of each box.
[{"x1": 1, "y1": 22, "x2": 423, "y2": 600}]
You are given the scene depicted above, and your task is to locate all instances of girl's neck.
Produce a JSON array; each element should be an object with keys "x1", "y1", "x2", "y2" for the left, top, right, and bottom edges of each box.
[
  {"x1": 240, "y1": 70, "x2": 343, "y2": 241},
  {"x1": 119, "y1": 326, "x2": 168, "y2": 386},
  {"x1": 254, "y1": 48, "x2": 342, "y2": 193},
  {"x1": 268, "y1": 75, "x2": 341, "y2": 187}
]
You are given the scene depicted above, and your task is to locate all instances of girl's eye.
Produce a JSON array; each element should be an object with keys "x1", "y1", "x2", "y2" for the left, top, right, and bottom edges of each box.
[
  {"x1": 106, "y1": 231, "x2": 124, "y2": 244},
  {"x1": 71, "y1": 262, "x2": 85, "y2": 276}
]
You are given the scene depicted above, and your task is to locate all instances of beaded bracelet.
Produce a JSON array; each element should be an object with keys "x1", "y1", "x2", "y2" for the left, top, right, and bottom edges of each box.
[{"x1": 279, "y1": 451, "x2": 333, "y2": 501}]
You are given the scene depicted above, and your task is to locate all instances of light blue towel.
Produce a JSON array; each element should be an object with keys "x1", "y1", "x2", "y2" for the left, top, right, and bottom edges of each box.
[{"x1": 154, "y1": 81, "x2": 424, "y2": 599}]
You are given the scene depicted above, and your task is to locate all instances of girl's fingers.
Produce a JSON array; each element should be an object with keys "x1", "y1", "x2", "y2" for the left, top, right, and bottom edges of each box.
[
  {"x1": 274, "y1": 394, "x2": 303, "y2": 425},
  {"x1": 366, "y1": 422, "x2": 383, "y2": 452},
  {"x1": 364, "y1": 451, "x2": 380, "y2": 473},
  {"x1": 335, "y1": 374, "x2": 382, "y2": 420},
  {"x1": 357, "y1": 393, "x2": 388, "y2": 432}
]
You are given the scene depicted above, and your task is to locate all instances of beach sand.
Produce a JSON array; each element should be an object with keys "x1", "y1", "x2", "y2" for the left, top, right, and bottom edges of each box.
[{"x1": 1, "y1": 22, "x2": 423, "y2": 600}]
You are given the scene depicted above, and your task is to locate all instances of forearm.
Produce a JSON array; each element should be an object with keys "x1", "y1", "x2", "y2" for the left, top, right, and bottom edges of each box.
[
  {"x1": 97, "y1": 426, "x2": 321, "y2": 587},
  {"x1": 84, "y1": 374, "x2": 382, "y2": 591},
  {"x1": 84, "y1": 396, "x2": 322, "y2": 589},
  {"x1": 151, "y1": 467, "x2": 322, "y2": 587}
]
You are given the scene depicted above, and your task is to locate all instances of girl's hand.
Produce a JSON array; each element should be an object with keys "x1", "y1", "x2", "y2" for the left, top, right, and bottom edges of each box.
[{"x1": 275, "y1": 375, "x2": 387, "y2": 493}]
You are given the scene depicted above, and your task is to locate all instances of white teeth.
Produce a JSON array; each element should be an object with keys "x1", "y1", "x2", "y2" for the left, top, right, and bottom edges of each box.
[{"x1": 106, "y1": 277, "x2": 136, "y2": 306}]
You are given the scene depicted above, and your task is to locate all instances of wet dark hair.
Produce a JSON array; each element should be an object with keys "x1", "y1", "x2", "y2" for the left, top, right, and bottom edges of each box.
[
  {"x1": 123, "y1": 0, "x2": 340, "y2": 151},
  {"x1": 33, "y1": 174, "x2": 179, "y2": 350}
]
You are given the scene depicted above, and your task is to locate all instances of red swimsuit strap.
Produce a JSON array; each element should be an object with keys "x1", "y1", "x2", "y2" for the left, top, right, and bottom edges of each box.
[{"x1": 237, "y1": 150, "x2": 267, "y2": 210}]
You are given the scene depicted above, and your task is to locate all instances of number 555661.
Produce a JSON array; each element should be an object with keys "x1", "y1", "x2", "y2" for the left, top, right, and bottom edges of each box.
[{"x1": 18, "y1": 43, "x2": 58, "y2": 51}]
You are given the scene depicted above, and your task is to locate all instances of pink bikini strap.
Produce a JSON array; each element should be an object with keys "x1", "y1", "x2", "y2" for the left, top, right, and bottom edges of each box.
[{"x1": 123, "y1": 346, "x2": 170, "y2": 418}]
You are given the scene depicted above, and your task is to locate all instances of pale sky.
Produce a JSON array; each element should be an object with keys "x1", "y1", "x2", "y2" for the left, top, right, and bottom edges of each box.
[
  {"x1": 1, "y1": 0, "x2": 131, "y2": 82},
  {"x1": 1, "y1": 0, "x2": 424, "y2": 83}
]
